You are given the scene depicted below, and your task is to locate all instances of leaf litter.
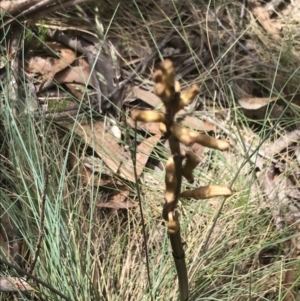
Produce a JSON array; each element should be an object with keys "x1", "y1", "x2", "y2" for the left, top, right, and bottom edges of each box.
[{"x1": 2, "y1": 0, "x2": 300, "y2": 299}]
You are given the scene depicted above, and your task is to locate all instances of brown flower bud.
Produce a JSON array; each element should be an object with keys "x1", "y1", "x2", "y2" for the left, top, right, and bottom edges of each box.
[
  {"x1": 164, "y1": 156, "x2": 177, "y2": 204},
  {"x1": 180, "y1": 185, "x2": 232, "y2": 199},
  {"x1": 170, "y1": 123, "x2": 229, "y2": 150},
  {"x1": 179, "y1": 84, "x2": 200, "y2": 108},
  {"x1": 131, "y1": 109, "x2": 165, "y2": 123},
  {"x1": 182, "y1": 151, "x2": 200, "y2": 183}
]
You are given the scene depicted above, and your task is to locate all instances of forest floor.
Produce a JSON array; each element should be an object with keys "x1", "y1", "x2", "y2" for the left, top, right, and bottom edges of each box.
[{"x1": 1, "y1": 1, "x2": 300, "y2": 300}]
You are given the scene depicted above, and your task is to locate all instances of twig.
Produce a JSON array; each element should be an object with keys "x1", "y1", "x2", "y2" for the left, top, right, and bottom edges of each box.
[
  {"x1": 1, "y1": 0, "x2": 56, "y2": 28},
  {"x1": 0, "y1": 0, "x2": 40, "y2": 16},
  {"x1": 33, "y1": 0, "x2": 87, "y2": 16}
]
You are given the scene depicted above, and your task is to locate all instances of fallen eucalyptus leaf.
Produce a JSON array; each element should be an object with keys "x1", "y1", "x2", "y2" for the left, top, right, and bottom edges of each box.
[{"x1": 238, "y1": 96, "x2": 277, "y2": 110}]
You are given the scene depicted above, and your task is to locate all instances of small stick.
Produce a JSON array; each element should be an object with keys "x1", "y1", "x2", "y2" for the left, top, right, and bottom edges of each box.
[{"x1": 1, "y1": 0, "x2": 56, "y2": 28}]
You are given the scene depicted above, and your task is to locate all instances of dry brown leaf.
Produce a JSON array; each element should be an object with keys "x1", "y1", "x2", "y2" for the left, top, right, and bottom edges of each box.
[
  {"x1": 141, "y1": 122, "x2": 162, "y2": 135},
  {"x1": 96, "y1": 199, "x2": 136, "y2": 209},
  {"x1": 238, "y1": 96, "x2": 278, "y2": 110},
  {"x1": 25, "y1": 42, "x2": 76, "y2": 90},
  {"x1": 55, "y1": 58, "x2": 93, "y2": 86},
  {"x1": 81, "y1": 165, "x2": 112, "y2": 187},
  {"x1": 257, "y1": 163, "x2": 300, "y2": 230},
  {"x1": 96, "y1": 185, "x2": 136, "y2": 209},
  {"x1": 128, "y1": 86, "x2": 162, "y2": 107},
  {"x1": 64, "y1": 83, "x2": 85, "y2": 100},
  {"x1": 68, "y1": 143, "x2": 112, "y2": 187},
  {"x1": 60, "y1": 120, "x2": 141, "y2": 182},
  {"x1": 0, "y1": 277, "x2": 33, "y2": 292},
  {"x1": 239, "y1": 94, "x2": 300, "y2": 110},
  {"x1": 281, "y1": 0, "x2": 300, "y2": 18},
  {"x1": 126, "y1": 118, "x2": 161, "y2": 135},
  {"x1": 248, "y1": 0, "x2": 281, "y2": 40},
  {"x1": 180, "y1": 114, "x2": 215, "y2": 132},
  {"x1": 26, "y1": 42, "x2": 76, "y2": 75},
  {"x1": 106, "y1": 191, "x2": 130, "y2": 204},
  {"x1": 83, "y1": 156, "x2": 111, "y2": 175},
  {"x1": 136, "y1": 134, "x2": 161, "y2": 174},
  {"x1": 261, "y1": 130, "x2": 300, "y2": 159},
  {"x1": 256, "y1": 129, "x2": 300, "y2": 301}
]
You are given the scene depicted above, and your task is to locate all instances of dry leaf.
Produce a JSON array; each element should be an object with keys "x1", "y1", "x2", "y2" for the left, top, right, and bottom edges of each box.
[
  {"x1": 69, "y1": 143, "x2": 112, "y2": 187},
  {"x1": 136, "y1": 134, "x2": 161, "y2": 174},
  {"x1": 126, "y1": 118, "x2": 161, "y2": 135},
  {"x1": 239, "y1": 94, "x2": 300, "y2": 110},
  {"x1": 180, "y1": 114, "x2": 215, "y2": 132},
  {"x1": 238, "y1": 96, "x2": 278, "y2": 110},
  {"x1": 65, "y1": 83, "x2": 86, "y2": 100},
  {"x1": 60, "y1": 120, "x2": 143, "y2": 182},
  {"x1": 96, "y1": 199, "x2": 136, "y2": 209},
  {"x1": 25, "y1": 42, "x2": 76, "y2": 93},
  {"x1": 100, "y1": 192, "x2": 129, "y2": 207},
  {"x1": 261, "y1": 130, "x2": 300, "y2": 159},
  {"x1": 248, "y1": 0, "x2": 281, "y2": 40},
  {"x1": 127, "y1": 86, "x2": 162, "y2": 107},
  {"x1": 80, "y1": 165, "x2": 112, "y2": 187},
  {"x1": 96, "y1": 184, "x2": 136, "y2": 209},
  {"x1": 25, "y1": 42, "x2": 76, "y2": 86},
  {"x1": 0, "y1": 277, "x2": 33, "y2": 292},
  {"x1": 55, "y1": 58, "x2": 93, "y2": 86}
]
